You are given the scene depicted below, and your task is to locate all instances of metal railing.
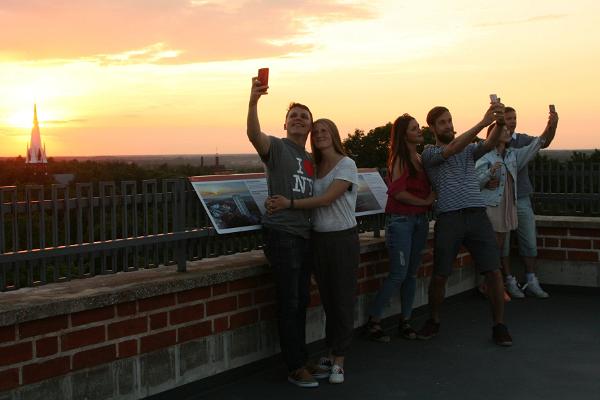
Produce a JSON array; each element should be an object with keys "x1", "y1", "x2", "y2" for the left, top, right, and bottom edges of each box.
[
  {"x1": 0, "y1": 179, "x2": 384, "y2": 291},
  {"x1": 529, "y1": 161, "x2": 600, "y2": 216}
]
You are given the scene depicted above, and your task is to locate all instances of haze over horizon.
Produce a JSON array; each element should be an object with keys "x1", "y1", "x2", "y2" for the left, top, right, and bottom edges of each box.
[{"x1": 1, "y1": 0, "x2": 599, "y2": 157}]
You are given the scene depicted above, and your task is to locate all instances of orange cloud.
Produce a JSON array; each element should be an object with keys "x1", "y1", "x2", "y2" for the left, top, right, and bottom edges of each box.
[{"x1": 0, "y1": 0, "x2": 377, "y2": 64}]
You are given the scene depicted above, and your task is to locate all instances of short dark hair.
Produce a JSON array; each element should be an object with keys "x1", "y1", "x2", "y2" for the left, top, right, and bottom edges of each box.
[
  {"x1": 426, "y1": 106, "x2": 449, "y2": 127},
  {"x1": 286, "y1": 102, "x2": 313, "y2": 123},
  {"x1": 505, "y1": 106, "x2": 516, "y2": 113}
]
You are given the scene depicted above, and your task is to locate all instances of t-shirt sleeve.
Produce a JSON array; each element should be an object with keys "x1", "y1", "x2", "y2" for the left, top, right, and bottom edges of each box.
[
  {"x1": 262, "y1": 136, "x2": 282, "y2": 168},
  {"x1": 422, "y1": 146, "x2": 445, "y2": 168},
  {"x1": 333, "y1": 157, "x2": 358, "y2": 185}
]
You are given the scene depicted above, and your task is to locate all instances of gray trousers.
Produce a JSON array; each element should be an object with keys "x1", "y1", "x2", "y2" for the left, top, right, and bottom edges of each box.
[{"x1": 312, "y1": 227, "x2": 359, "y2": 357}]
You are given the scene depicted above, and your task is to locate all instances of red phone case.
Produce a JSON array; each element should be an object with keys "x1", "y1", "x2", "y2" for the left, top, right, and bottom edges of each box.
[{"x1": 258, "y1": 68, "x2": 269, "y2": 86}]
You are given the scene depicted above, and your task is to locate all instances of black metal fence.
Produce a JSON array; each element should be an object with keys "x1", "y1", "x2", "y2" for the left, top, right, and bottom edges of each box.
[{"x1": 0, "y1": 179, "x2": 384, "y2": 291}]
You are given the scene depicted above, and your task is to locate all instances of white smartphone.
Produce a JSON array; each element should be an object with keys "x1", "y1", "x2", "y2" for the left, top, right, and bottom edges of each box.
[{"x1": 489, "y1": 94, "x2": 498, "y2": 103}]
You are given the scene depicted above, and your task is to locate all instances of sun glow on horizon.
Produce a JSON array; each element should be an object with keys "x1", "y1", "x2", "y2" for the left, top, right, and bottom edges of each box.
[{"x1": 0, "y1": 0, "x2": 599, "y2": 156}]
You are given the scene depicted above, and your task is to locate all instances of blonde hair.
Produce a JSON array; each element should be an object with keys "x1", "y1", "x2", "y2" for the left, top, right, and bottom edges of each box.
[{"x1": 311, "y1": 118, "x2": 346, "y2": 165}]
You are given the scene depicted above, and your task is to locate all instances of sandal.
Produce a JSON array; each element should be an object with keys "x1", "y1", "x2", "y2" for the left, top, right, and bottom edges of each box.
[
  {"x1": 399, "y1": 320, "x2": 417, "y2": 340},
  {"x1": 364, "y1": 318, "x2": 390, "y2": 343}
]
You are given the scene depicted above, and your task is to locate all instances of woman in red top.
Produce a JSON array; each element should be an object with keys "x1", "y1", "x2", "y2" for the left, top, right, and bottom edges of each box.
[{"x1": 364, "y1": 114, "x2": 435, "y2": 342}]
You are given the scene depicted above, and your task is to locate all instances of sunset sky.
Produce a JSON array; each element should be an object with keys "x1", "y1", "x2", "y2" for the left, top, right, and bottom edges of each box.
[{"x1": 0, "y1": 0, "x2": 598, "y2": 156}]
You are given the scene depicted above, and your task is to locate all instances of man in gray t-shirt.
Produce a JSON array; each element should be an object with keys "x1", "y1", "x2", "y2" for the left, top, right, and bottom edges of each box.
[
  {"x1": 246, "y1": 75, "x2": 318, "y2": 387},
  {"x1": 418, "y1": 102, "x2": 514, "y2": 347}
]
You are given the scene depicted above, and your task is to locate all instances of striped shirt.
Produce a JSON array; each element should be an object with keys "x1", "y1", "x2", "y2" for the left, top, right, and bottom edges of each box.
[{"x1": 422, "y1": 142, "x2": 487, "y2": 214}]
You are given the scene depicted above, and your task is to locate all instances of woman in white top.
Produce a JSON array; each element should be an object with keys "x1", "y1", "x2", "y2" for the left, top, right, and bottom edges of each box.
[{"x1": 268, "y1": 118, "x2": 358, "y2": 385}]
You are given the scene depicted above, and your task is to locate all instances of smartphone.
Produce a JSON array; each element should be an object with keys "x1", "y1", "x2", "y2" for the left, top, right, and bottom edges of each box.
[
  {"x1": 258, "y1": 68, "x2": 269, "y2": 86},
  {"x1": 489, "y1": 93, "x2": 498, "y2": 103},
  {"x1": 549, "y1": 104, "x2": 556, "y2": 113}
]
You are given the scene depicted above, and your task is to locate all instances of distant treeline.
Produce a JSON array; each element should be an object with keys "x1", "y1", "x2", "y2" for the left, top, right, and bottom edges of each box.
[{"x1": 0, "y1": 157, "x2": 263, "y2": 187}]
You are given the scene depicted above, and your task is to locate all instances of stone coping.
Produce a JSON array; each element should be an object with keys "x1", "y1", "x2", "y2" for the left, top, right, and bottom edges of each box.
[
  {"x1": 535, "y1": 215, "x2": 600, "y2": 229},
  {"x1": 0, "y1": 233, "x2": 386, "y2": 327}
]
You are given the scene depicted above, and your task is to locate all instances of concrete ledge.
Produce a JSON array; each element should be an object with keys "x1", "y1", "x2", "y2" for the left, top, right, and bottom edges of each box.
[{"x1": 536, "y1": 215, "x2": 600, "y2": 229}]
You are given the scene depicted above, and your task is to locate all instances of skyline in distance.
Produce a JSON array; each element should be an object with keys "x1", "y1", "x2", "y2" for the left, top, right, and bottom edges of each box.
[{"x1": 1, "y1": 0, "x2": 599, "y2": 157}]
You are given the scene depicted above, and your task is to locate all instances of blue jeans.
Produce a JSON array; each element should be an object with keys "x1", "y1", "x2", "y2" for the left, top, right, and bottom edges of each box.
[
  {"x1": 369, "y1": 214, "x2": 429, "y2": 320},
  {"x1": 263, "y1": 228, "x2": 311, "y2": 372}
]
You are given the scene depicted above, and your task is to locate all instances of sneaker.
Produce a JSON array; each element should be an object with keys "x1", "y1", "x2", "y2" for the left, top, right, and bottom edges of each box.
[
  {"x1": 505, "y1": 276, "x2": 525, "y2": 299},
  {"x1": 364, "y1": 319, "x2": 390, "y2": 343},
  {"x1": 416, "y1": 319, "x2": 440, "y2": 340},
  {"x1": 306, "y1": 363, "x2": 330, "y2": 380},
  {"x1": 318, "y1": 357, "x2": 333, "y2": 371},
  {"x1": 399, "y1": 320, "x2": 417, "y2": 340},
  {"x1": 492, "y1": 323, "x2": 513, "y2": 347},
  {"x1": 523, "y1": 276, "x2": 550, "y2": 298},
  {"x1": 329, "y1": 364, "x2": 344, "y2": 384},
  {"x1": 288, "y1": 368, "x2": 319, "y2": 388}
]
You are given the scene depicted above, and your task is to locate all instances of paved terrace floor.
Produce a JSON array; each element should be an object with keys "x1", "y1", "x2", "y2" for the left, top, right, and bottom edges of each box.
[{"x1": 152, "y1": 288, "x2": 600, "y2": 400}]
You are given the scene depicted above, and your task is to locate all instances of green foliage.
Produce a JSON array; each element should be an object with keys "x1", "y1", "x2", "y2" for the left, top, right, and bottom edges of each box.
[
  {"x1": 342, "y1": 123, "x2": 391, "y2": 168},
  {"x1": 570, "y1": 149, "x2": 600, "y2": 163}
]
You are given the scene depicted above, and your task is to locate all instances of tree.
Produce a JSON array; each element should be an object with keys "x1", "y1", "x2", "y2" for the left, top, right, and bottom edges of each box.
[{"x1": 343, "y1": 123, "x2": 391, "y2": 168}]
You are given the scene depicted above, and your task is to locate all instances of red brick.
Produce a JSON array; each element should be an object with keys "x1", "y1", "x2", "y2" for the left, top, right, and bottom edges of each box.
[
  {"x1": 360, "y1": 252, "x2": 379, "y2": 263},
  {"x1": 538, "y1": 227, "x2": 568, "y2": 236},
  {"x1": 537, "y1": 238, "x2": 544, "y2": 246},
  {"x1": 309, "y1": 292, "x2": 321, "y2": 307},
  {"x1": 116, "y1": 301, "x2": 137, "y2": 316},
  {"x1": 358, "y1": 279, "x2": 380, "y2": 295},
  {"x1": 140, "y1": 330, "x2": 176, "y2": 353},
  {"x1": 0, "y1": 341, "x2": 33, "y2": 366},
  {"x1": 71, "y1": 306, "x2": 115, "y2": 326},
  {"x1": 177, "y1": 287, "x2": 211, "y2": 304},
  {"x1": 230, "y1": 310, "x2": 259, "y2": 329},
  {"x1": 19, "y1": 315, "x2": 68, "y2": 338},
  {"x1": 170, "y1": 304, "x2": 205, "y2": 325},
  {"x1": 0, "y1": 326, "x2": 15, "y2": 344},
  {"x1": 260, "y1": 304, "x2": 277, "y2": 321},
  {"x1": 562, "y1": 239, "x2": 592, "y2": 249},
  {"x1": 150, "y1": 312, "x2": 168, "y2": 330},
  {"x1": 545, "y1": 238, "x2": 560, "y2": 247},
  {"x1": 594, "y1": 240, "x2": 600, "y2": 250},
  {"x1": 36, "y1": 336, "x2": 58, "y2": 357},
  {"x1": 568, "y1": 251, "x2": 599, "y2": 262},
  {"x1": 229, "y1": 277, "x2": 258, "y2": 292},
  {"x1": 108, "y1": 317, "x2": 147, "y2": 340},
  {"x1": 365, "y1": 265, "x2": 377, "y2": 277},
  {"x1": 207, "y1": 296, "x2": 237, "y2": 316},
  {"x1": 356, "y1": 267, "x2": 366, "y2": 279},
  {"x1": 72, "y1": 344, "x2": 116, "y2": 370},
  {"x1": 22, "y1": 357, "x2": 69, "y2": 385},
  {"x1": 238, "y1": 292, "x2": 253, "y2": 308},
  {"x1": 138, "y1": 294, "x2": 175, "y2": 313},
  {"x1": 213, "y1": 317, "x2": 229, "y2": 333},
  {"x1": 538, "y1": 249, "x2": 567, "y2": 261},
  {"x1": 258, "y1": 274, "x2": 273, "y2": 286},
  {"x1": 62, "y1": 326, "x2": 105, "y2": 351},
  {"x1": 178, "y1": 322, "x2": 211, "y2": 343},
  {"x1": 570, "y1": 228, "x2": 600, "y2": 237},
  {"x1": 118, "y1": 340, "x2": 138, "y2": 359},
  {"x1": 0, "y1": 368, "x2": 19, "y2": 391},
  {"x1": 212, "y1": 283, "x2": 228, "y2": 296}
]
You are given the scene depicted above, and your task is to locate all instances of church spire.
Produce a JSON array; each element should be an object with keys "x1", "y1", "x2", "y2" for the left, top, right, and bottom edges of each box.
[{"x1": 25, "y1": 104, "x2": 48, "y2": 165}]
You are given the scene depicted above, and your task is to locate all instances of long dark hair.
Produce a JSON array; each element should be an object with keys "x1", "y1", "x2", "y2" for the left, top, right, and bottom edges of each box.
[
  {"x1": 388, "y1": 114, "x2": 418, "y2": 178},
  {"x1": 311, "y1": 118, "x2": 346, "y2": 166}
]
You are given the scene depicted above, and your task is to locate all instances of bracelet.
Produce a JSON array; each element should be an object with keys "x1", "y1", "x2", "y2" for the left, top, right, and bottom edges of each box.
[{"x1": 289, "y1": 197, "x2": 294, "y2": 209}]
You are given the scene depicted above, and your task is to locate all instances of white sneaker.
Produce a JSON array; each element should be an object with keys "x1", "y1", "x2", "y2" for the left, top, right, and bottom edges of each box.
[
  {"x1": 505, "y1": 276, "x2": 525, "y2": 299},
  {"x1": 524, "y1": 276, "x2": 550, "y2": 298},
  {"x1": 329, "y1": 364, "x2": 344, "y2": 384}
]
